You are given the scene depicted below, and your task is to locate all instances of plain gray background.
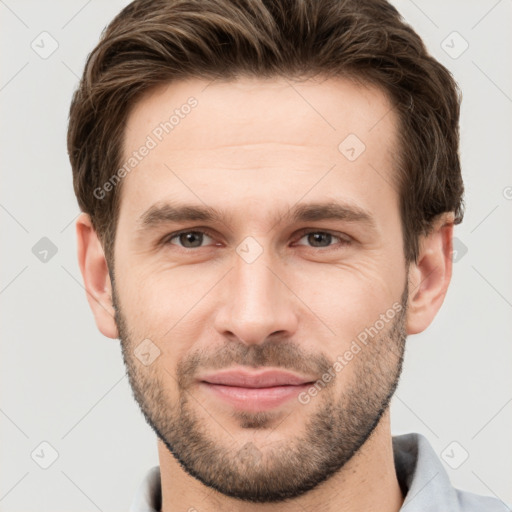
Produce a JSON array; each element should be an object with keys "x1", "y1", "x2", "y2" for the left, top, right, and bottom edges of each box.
[{"x1": 1, "y1": 0, "x2": 511, "y2": 510}]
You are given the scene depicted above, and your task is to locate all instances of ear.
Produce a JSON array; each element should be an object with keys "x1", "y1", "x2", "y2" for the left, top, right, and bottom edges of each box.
[
  {"x1": 76, "y1": 213, "x2": 119, "y2": 339},
  {"x1": 406, "y1": 212, "x2": 455, "y2": 335}
]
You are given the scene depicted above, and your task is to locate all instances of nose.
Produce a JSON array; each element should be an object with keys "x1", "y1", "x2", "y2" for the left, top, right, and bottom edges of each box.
[{"x1": 213, "y1": 249, "x2": 299, "y2": 346}]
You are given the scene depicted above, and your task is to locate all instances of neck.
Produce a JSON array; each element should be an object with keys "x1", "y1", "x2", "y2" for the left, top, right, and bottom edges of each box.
[{"x1": 157, "y1": 410, "x2": 404, "y2": 512}]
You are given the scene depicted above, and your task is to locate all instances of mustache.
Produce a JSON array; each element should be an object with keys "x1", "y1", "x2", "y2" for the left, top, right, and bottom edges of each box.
[{"x1": 176, "y1": 339, "x2": 333, "y2": 390}]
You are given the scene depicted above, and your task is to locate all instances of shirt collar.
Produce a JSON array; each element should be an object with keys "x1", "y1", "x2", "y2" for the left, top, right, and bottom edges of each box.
[{"x1": 393, "y1": 432, "x2": 460, "y2": 511}]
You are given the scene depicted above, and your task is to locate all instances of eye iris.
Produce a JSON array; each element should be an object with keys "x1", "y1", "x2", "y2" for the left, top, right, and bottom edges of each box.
[
  {"x1": 180, "y1": 232, "x2": 203, "y2": 248},
  {"x1": 308, "y1": 233, "x2": 332, "y2": 247}
]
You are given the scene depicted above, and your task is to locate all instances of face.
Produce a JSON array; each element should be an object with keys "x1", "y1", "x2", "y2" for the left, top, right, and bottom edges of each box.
[{"x1": 111, "y1": 76, "x2": 409, "y2": 502}]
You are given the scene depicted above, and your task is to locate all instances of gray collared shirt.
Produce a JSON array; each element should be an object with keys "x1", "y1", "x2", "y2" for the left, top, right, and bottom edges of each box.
[{"x1": 129, "y1": 432, "x2": 508, "y2": 511}]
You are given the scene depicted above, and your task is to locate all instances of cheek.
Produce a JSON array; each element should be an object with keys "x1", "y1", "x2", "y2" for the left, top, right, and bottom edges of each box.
[
  {"x1": 118, "y1": 267, "x2": 216, "y2": 367},
  {"x1": 115, "y1": 258, "x2": 196, "y2": 321},
  {"x1": 292, "y1": 258, "x2": 405, "y2": 348}
]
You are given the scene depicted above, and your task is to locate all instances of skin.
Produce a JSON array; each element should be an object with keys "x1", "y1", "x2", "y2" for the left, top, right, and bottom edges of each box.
[{"x1": 76, "y1": 76, "x2": 454, "y2": 512}]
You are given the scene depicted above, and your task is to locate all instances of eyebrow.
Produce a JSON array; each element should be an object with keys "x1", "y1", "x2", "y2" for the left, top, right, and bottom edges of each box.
[{"x1": 136, "y1": 200, "x2": 376, "y2": 233}]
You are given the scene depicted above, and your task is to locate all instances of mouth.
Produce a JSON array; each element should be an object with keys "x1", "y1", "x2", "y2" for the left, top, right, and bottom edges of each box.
[{"x1": 198, "y1": 368, "x2": 316, "y2": 412}]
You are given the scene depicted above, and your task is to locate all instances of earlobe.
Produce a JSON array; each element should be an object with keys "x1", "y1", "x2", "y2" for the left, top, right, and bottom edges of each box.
[
  {"x1": 76, "y1": 213, "x2": 119, "y2": 339},
  {"x1": 406, "y1": 213, "x2": 455, "y2": 335}
]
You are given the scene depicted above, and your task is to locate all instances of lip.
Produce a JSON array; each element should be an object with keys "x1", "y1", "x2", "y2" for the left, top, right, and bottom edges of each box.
[
  {"x1": 199, "y1": 368, "x2": 315, "y2": 388},
  {"x1": 198, "y1": 368, "x2": 316, "y2": 412}
]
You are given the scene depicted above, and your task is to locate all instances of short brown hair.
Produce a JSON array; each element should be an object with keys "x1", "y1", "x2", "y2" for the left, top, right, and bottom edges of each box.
[{"x1": 67, "y1": 0, "x2": 464, "y2": 267}]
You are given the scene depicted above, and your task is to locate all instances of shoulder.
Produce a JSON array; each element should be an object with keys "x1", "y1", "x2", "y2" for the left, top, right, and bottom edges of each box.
[{"x1": 456, "y1": 488, "x2": 510, "y2": 512}]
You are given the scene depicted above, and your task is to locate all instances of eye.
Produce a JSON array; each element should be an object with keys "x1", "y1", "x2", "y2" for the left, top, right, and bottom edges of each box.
[
  {"x1": 161, "y1": 229, "x2": 352, "y2": 251},
  {"x1": 294, "y1": 230, "x2": 351, "y2": 250},
  {"x1": 163, "y1": 230, "x2": 216, "y2": 249}
]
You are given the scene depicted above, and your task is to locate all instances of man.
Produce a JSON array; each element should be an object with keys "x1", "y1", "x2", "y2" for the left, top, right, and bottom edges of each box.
[{"x1": 67, "y1": 0, "x2": 505, "y2": 510}]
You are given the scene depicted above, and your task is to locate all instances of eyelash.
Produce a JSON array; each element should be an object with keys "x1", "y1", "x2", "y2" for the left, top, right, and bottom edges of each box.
[{"x1": 161, "y1": 228, "x2": 352, "y2": 251}]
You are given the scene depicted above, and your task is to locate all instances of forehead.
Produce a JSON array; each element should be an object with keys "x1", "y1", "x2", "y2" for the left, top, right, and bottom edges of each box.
[
  {"x1": 119, "y1": 75, "x2": 399, "y2": 226},
  {"x1": 124, "y1": 75, "x2": 396, "y2": 152}
]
